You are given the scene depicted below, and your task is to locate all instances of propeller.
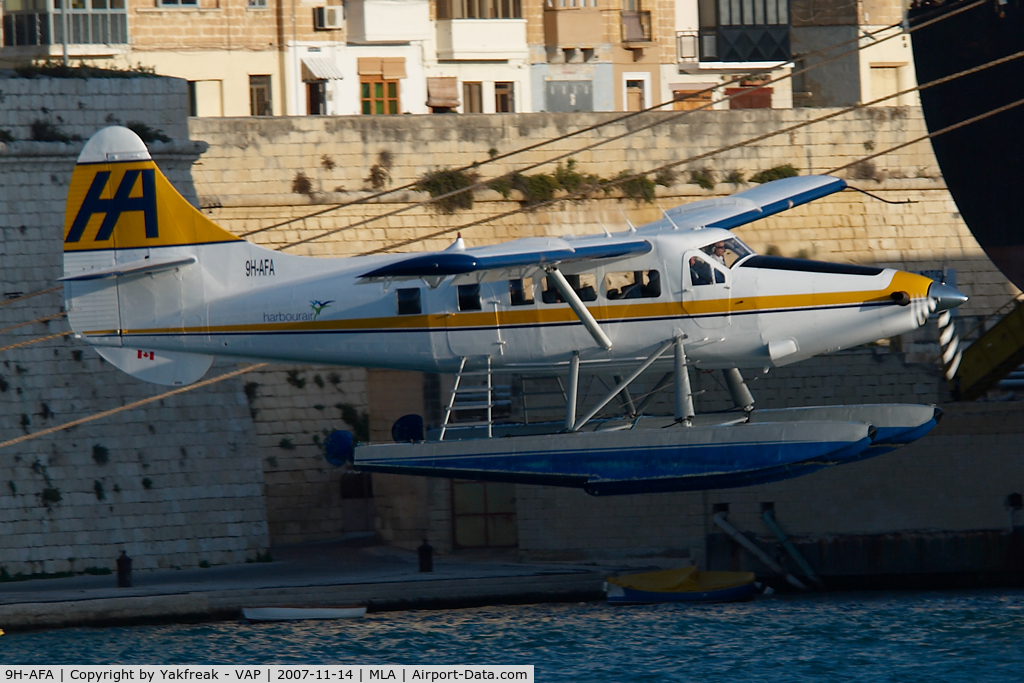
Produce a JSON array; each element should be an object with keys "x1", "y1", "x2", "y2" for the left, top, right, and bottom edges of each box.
[
  {"x1": 929, "y1": 282, "x2": 968, "y2": 381},
  {"x1": 937, "y1": 310, "x2": 962, "y2": 381}
]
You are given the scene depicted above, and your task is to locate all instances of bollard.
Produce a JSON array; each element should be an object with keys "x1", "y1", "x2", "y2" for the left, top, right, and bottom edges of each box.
[
  {"x1": 418, "y1": 540, "x2": 433, "y2": 573},
  {"x1": 116, "y1": 550, "x2": 132, "y2": 588}
]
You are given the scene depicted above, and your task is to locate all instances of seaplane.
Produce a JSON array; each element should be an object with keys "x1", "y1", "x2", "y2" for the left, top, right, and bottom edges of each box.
[{"x1": 60, "y1": 126, "x2": 967, "y2": 495}]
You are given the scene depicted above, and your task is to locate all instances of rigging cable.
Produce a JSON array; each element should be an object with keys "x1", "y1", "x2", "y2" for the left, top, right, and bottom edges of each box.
[
  {"x1": 237, "y1": 16, "x2": 911, "y2": 240},
  {"x1": 0, "y1": 363, "x2": 269, "y2": 451},
  {"x1": 0, "y1": 330, "x2": 73, "y2": 354},
  {"x1": 0, "y1": 286, "x2": 61, "y2": 308},
  {"x1": 271, "y1": 0, "x2": 989, "y2": 252},
  {"x1": 355, "y1": 52, "x2": 1024, "y2": 256},
  {"x1": 0, "y1": 1, "x2": 997, "y2": 446},
  {"x1": 0, "y1": 311, "x2": 66, "y2": 336}
]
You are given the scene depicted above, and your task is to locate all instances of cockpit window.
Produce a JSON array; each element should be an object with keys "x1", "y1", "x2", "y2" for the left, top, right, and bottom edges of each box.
[{"x1": 700, "y1": 237, "x2": 753, "y2": 268}]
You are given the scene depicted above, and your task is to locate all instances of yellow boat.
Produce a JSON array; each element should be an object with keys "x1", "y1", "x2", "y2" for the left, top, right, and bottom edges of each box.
[{"x1": 605, "y1": 566, "x2": 757, "y2": 604}]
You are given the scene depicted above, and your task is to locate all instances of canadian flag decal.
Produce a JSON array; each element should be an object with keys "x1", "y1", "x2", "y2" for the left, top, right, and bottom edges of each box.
[{"x1": 137, "y1": 350, "x2": 155, "y2": 360}]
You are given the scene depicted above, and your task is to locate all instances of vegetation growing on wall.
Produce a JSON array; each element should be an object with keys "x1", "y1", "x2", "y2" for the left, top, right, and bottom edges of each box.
[
  {"x1": 417, "y1": 167, "x2": 480, "y2": 214},
  {"x1": 422, "y1": 159, "x2": 679, "y2": 213},
  {"x1": 750, "y1": 164, "x2": 799, "y2": 184},
  {"x1": 366, "y1": 150, "x2": 393, "y2": 190},
  {"x1": 13, "y1": 59, "x2": 157, "y2": 79},
  {"x1": 126, "y1": 121, "x2": 170, "y2": 143},
  {"x1": 30, "y1": 119, "x2": 81, "y2": 143},
  {"x1": 689, "y1": 169, "x2": 716, "y2": 190}
]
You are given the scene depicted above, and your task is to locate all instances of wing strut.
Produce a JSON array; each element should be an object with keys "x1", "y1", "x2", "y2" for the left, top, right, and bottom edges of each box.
[{"x1": 545, "y1": 266, "x2": 613, "y2": 350}]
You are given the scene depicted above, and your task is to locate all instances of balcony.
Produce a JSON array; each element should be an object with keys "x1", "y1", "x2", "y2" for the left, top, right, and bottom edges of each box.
[
  {"x1": 345, "y1": 0, "x2": 430, "y2": 44},
  {"x1": 436, "y1": 19, "x2": 528, "y2": 61},
  {"x1": 620, "y1": 10, "x2": 651, "y2": 43},
  {"x1": 699, "y1": 26, "x2": 789, "y2": 62},
  {"x1": 543, "y1": 8, "x2": 601, "y2": 48},
  {"x1": 2, "y1": 1, "x2": 127, "y2": 50}
]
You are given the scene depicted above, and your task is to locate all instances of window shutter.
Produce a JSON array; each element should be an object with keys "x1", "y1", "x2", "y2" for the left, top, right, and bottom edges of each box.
[{"x1": 382, "y1": 57, "x2": 407, "y2": 80}]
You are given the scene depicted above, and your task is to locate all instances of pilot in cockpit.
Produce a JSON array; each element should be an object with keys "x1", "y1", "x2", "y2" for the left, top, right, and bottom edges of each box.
[{"x1": 700, "y1": 237, "x2": 753, "y2": 268}]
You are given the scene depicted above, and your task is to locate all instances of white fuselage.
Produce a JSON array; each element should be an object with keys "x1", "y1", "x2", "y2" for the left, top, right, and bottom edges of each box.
[{"x1": 66, "y1": 227, "x2": 933, "y2": 375}]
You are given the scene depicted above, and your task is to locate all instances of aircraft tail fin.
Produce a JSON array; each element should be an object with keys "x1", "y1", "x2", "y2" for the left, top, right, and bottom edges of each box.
[
  {"x1": 63, "y1": 126, "x2": 241, "y2": 256},
  {"x1": 62, "y1": 126, "x2": 236, "y2": 385}
]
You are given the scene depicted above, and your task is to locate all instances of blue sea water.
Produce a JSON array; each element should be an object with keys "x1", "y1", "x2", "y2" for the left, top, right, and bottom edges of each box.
[{"x1": 2, "y1": 590, "x2": 1024, "y2": 681}]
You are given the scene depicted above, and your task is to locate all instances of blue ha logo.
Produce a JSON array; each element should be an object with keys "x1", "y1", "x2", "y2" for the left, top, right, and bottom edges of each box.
[{"x1": 310, "y1": 299, "x2": 334, "y2": 320}]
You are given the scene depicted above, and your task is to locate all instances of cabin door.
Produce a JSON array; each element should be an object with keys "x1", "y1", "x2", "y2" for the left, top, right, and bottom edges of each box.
[
  {"x1": 446, "y1": 280, "x2": 505, "y2": 358},
  {"x1": 681, "y1": 251, "x2": 732, "y2": 329}
]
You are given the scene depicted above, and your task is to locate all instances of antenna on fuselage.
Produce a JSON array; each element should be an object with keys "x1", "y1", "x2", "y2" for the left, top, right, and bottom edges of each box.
[
  {"x1": 599, "y1": 222, "x2": 612, "y2": 238},
  {"x1": 659, "y1": 204, "x2": 682, "y2": 231},
  {"x1": 618, "y1": 208, "x2": 637, "y2": 234}
]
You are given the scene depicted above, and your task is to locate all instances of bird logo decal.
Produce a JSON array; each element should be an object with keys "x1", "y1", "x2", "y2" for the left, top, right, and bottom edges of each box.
[{"x1": 310, "y1": 299, "x2": 334, "y2": 320}]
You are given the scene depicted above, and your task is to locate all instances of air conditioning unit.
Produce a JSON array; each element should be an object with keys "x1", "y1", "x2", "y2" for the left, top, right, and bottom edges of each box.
[{"x1": 314, "y1": 6, "x2": 343, "y2": 30}]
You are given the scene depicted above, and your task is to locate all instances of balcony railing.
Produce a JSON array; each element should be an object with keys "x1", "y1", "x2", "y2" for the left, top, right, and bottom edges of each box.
[
  {"x1": 620, "y1": 10, "x2": 651, "y2": 43},
  {"x1": 676, "y1": 30, "x2": 698, "y2": 62},
  {"x1": 2, "y1": 3, "x2": 128, "y2": 48},
  {"x1": 698, "y1": 26, "x2": 789, "y2": 62}
]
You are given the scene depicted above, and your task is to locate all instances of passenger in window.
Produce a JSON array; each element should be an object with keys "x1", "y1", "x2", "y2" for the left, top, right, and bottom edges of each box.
[
  {"x1": 689, "y1": 256, "x2": 713, "y2": 286},
  {"x1": 509, "y1": 278, "x2": 534, "y2": 306},
  {"x1": 606, "y1": 270, "x2": 660, "y2": 299},
  {"x1": 641, "y1": 270, "x2": 661, "y2": 297}
]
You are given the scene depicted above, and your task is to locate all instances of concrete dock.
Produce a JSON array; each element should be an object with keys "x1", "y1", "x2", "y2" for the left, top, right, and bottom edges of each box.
[{"x1": 0, "y1": 542, "x2": 609, "y2": 633}]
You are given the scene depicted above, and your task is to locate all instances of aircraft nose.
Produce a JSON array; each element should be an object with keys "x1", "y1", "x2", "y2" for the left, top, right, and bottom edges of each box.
[{"x1": 928, "y1": 281, "x2": 968, "y2": 312}]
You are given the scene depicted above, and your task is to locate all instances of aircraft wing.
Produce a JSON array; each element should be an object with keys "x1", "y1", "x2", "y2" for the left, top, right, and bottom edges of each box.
[
  {"x1": 639, "y1": 175, "x2": 847, "y2": 233},
  {"x1": 359, "y1": 237, "x2": 652, "y2": 280}
]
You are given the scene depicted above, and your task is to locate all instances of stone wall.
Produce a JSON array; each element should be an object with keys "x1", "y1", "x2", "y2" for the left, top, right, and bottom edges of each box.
[
  {"x1": 0, "y1": 143, "x2": 270, "y2": 577},
  {"x1": 2, "y1": 78, "x2": 1018, "y2": 573},
  {"x1": 0, "y1": 74, "x2": 189, "y2": 143},
  {"x1": 188, "y1": 108, "x2": 1015, "y2": 318}
]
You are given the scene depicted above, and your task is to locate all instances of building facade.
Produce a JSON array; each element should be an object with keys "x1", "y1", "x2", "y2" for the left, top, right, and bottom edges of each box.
[{"x1": 7, "y1": 0, "x2": 923, "y2": 115}]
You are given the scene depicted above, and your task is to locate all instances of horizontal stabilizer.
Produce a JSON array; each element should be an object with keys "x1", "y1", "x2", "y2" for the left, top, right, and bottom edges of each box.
[
  {"x1": 95, "y1": 347, "x2": 214, "y2": 386},
  {"x1": 360, "y1": 238, "x2": 652, "y2": 279},
  {"x1": 58, "y1": 255, "x2": 197, "y2": 282}
]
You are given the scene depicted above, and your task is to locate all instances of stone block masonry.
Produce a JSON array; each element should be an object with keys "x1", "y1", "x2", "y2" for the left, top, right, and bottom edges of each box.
[
  {"x1": 0, "y1": 75, "x2": 189, "y2": 144},
  {"x1": 0, "y1": 76, "x2": 270, "y2": 577},
  {"x1": 189, "y1": 108, "x2": 1016, "y2": 318}
]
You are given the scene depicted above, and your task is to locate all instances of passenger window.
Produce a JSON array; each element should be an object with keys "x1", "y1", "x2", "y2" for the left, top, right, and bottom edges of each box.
[
  {"x1": 509, "y1": 278, "x2": 534, "y2": 306},
  {"x1": 396, "y1": 288, "x2": 421, "y2": 315},
  {"x1": 688, "y1": 255, "x2": 725, "y2": 287},
  {"x1": 605, "y1": 270, "x2": 661, "y2": 300},
  {"x1": 541, "y1": 273, "x2": 598, "y2": 303},
  {"x1": 457, "y1": 284, "x2": 482, "y2": 311}
]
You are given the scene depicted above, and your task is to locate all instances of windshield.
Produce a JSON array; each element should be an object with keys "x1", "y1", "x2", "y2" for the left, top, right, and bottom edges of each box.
[{"x1": 700, "y1": 237, "x2": 754, "y2": 268}]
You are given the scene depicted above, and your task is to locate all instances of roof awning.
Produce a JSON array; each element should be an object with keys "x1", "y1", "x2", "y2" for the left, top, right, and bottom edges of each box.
[
  {"x1": 426, "y1": 76, "x2": 460, "y2": 108},
  {"x1": 302, "y1": 56, "x2": 344, "y2": 81}
]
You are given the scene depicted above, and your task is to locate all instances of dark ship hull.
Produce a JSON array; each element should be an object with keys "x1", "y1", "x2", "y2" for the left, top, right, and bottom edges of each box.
[{"x1": 909, "y1": 0, "x2": 1024, "y2": 289}]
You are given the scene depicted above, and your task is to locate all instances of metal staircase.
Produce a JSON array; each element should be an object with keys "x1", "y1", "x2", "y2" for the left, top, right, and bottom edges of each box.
[
  {"x1": 955, "y1": 297, "x2": 1024, "y2": 401},
  {"x1": 439, "y1": 357, "x2": 511, "y2": 440}
]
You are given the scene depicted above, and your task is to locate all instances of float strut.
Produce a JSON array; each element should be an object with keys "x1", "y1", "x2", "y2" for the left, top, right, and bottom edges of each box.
[
  {"x1": 674, "y1": 337, "x2": 695, "y2": 425},
  {"x1": 633, "y1": 372, "x2": 673, "y2": 418},
  {"x1": 613, "y1": 375, "x2": 637, "y2": 415},
  {"x1": 572, "y1": 339, "x2": 673, "y2": 432},
  {"x1": 724, "y1": 368, "x2": 755, "y2": 413},
  {"x1": 565, "y1": 351, "x2": 580, "y2": 431}
]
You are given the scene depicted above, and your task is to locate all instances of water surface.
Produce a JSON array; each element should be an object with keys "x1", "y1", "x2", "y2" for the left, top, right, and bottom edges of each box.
[{"x1": 3, "y1": 590, "x2": 1023, "y2": 681}]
